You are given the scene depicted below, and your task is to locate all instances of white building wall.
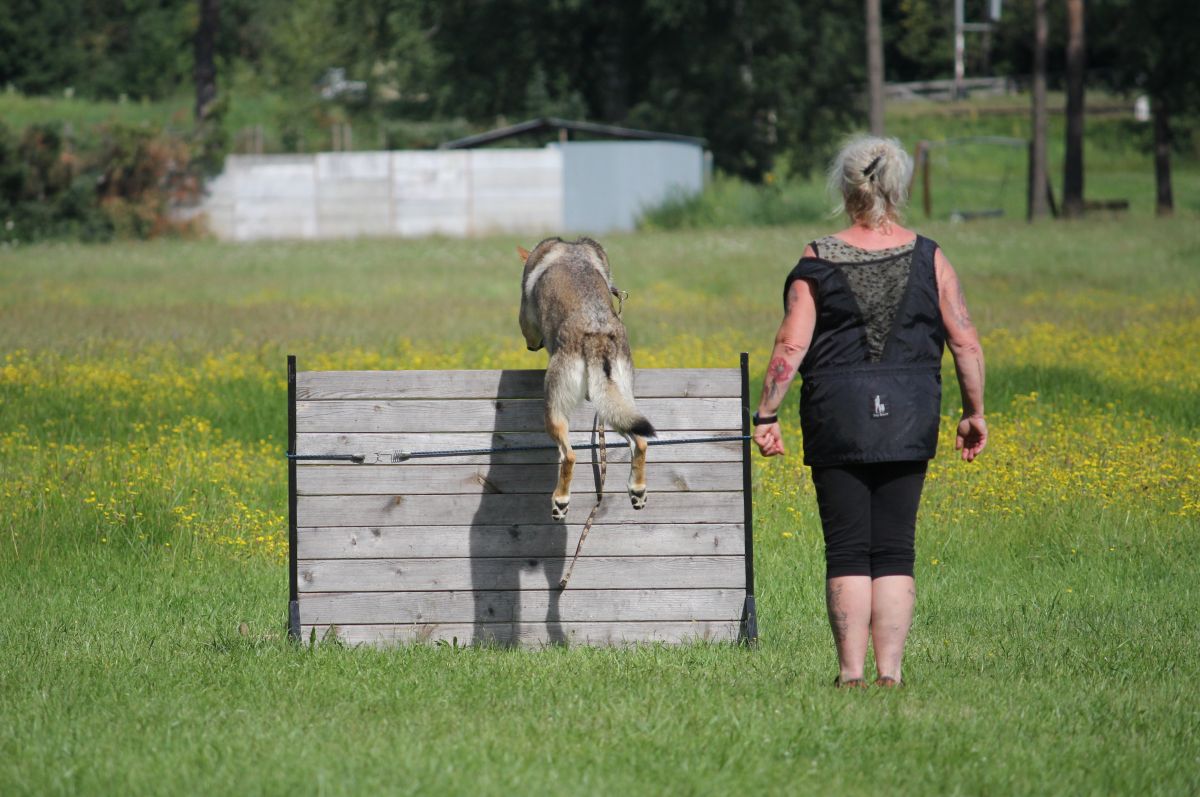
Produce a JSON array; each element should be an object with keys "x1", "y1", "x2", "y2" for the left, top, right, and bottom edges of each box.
[
  {"x1": 468, "y1": 149, "x2": 563, "y2": 235},
  {"x1": 205, "y1": 156, "x2": 320, "y2": 241},
  {"x1": 315, "y1": 153, "x2": 392, "y2": 238},
  {"x1": 202, "y1": 142, "x2": 701, "y2": 242},
  {"x1": 562, "y1": 141, "x2": 705, "y2": 233},
  {"x1": 391, "y1": 151, "x2": 471, "y2": 237}
]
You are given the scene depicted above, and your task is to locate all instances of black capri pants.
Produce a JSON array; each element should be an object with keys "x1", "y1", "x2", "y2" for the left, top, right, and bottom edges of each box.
[{"x1": 810, "y1": 460, "x2": 928, "y2": 579}]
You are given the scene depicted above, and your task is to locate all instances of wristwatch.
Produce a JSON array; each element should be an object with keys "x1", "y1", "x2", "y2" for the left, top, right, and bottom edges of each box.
[{"x1": 752, "y1": 412, "x2": 779, "y2": 426}]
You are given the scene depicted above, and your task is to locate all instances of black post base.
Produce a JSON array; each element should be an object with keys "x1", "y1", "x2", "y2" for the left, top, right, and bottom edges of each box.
[
  {"x1": 288, "y1": 600, "x2": 300, "y2": 642},
  {"x1": 739, "y1": 595, "x2": 758, "y2": 646}
]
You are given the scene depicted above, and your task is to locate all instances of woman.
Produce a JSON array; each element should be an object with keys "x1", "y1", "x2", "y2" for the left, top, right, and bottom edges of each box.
[{"x1": 753, "y1": 136, "x2": 987, "y2": 688}]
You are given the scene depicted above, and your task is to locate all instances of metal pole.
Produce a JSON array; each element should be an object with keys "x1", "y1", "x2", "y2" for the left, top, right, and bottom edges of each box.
[
  {"x1": 954, "y1": 0, "x2": 965, "y2": 100},
  {"x1": 739, "y1": 352, "x2": 758, "y2": 645},
  {"x1": 287, "y1": 355, "x2": 300, "y2": 641},
  {"x1": 866, "y1": 0, "x2": 885, "y2": 135}
]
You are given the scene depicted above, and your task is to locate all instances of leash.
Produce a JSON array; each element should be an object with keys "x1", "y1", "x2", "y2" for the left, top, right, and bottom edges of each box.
[
  {"x1": 611, "y1": 285, "x2": 629, "y2": 318},
  {"x1": 286, "y1": 434, "x2": 750, "y2": 463},
  {"x1": 558, "y1": 414, "x2": 605, "y2": 590}
]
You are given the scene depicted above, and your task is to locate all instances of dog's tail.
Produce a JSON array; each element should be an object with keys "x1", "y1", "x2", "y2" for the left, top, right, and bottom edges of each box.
[{"x1": 584, "y1": 336, "x2": 656, "y2": 438}]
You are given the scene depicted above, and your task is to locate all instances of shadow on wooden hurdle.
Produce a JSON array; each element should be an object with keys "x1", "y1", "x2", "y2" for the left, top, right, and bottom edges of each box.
[
  {"x1": 468, "y1": 369, "x2": 568, "y2": 646},
  {"x1": 286, "y1": 355, "x2": 758, "y2": 648}
]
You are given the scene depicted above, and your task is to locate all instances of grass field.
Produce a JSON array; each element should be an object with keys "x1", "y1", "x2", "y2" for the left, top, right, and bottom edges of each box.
[{"x1": 2, "y1": 217, "x2": 1198, "y2": 794}]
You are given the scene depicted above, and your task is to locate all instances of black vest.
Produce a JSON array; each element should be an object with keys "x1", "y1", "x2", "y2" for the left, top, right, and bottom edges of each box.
[{"x1": 783, "y1": 236, "x2": 945, "y2": 467}]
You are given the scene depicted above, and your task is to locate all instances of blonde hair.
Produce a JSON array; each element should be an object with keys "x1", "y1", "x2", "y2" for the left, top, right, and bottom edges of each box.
[{"x1": 827, "y1": 135, "x2": 913, "y2": 229}]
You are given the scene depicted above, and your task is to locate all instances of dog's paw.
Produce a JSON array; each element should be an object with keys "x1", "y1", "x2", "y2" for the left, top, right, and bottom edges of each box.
[
  {"x1": 629, "y1": 488, "x2": 647, "y2": 510},
  {"x1": 551, "y1": 497, "x2": 570, "y2": 520}
]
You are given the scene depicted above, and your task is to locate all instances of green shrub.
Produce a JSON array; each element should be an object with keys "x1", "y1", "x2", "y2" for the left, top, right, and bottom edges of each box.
[
  {"x1": 379, "y1": 118, "x2": 476, "y2": 150},
  {"x1": 638, "y1": 172, "x2": 828, "y2": 230},
  {"x1": 0, "y1": 121, "x2": 110, "y2": 243},
  {"x1": 0, "y1": 119, "x2": 204, "y2": 244}
]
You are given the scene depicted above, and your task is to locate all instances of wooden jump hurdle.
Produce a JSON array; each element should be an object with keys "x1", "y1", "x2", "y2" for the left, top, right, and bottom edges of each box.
[{"x1": 287, "y1": 355, "x2": 757, "y2": 647}]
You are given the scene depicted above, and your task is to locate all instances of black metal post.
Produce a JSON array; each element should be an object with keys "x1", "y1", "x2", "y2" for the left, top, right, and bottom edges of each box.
[
  {"x1": 739, "y1": 352, "x2": 758, "y2": 645},
  {"x1": 287, "y1": 355, "x2": 300, "y2": 641}
]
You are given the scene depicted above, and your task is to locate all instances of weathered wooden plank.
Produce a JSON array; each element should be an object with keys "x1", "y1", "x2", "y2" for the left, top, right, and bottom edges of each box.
[
  {"x1": 297, "y1": 368, "x2": 741, "y2": 400},
  {"x1": 299, "y1": 588, "x2": 743, "y2": 625},
  {"x1": 296, "y1": 461, "x2": 743, "y2": 496},
  {"x1": 297, "y1": 555, "x2": 745, "y2": 592},
  {"x1": 302, "y1": 621, "x2": 741, "y2": 647},
  {"x1": 295, "y1": 397, "x2": 740, "y2": 434},
  {"x1": 296, "y1": 524, "x2": 745, "y2": 559},
  {"x1": 296, "y1": 431, "x2": 742, "y2": 465},
  {"x1": 296, "y1": 491, "x2": 743, "y2": 527}
]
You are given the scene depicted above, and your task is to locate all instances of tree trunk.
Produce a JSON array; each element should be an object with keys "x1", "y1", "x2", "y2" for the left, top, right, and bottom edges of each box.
[
  {"x1": 1152, "y1": 97, "x2": 1174, "y2": 217},
  {"x1": 194, "y1": 0, "x2": 220, "y2": 123},
  {"x1": 1029, "y1": 0, "x2": 1049, "y2": 220},
  {"x1": 866, "y1": 0, "x2": 885, "y2": 135},
  {"x1": 1062, "y1": 0, "x2": 1085, "y2": 218}
]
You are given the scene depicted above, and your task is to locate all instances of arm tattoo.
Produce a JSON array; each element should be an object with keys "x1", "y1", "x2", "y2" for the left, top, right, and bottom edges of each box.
[
  {"x1": 785, "y1": 284, "x2": 799, "y2": 312},
  {"x1": 763, "y1": 355, "x2": 795, "y2": 404},
  {"x1": 765, "y1": 281, "x2": 809, "y2": 408},
  {"x1": 953, "y1": 281, "x2": 973, "y2": 330},
  {"x1": 785, "y1": 281, "x2": 809, "y2": 312},
  {"x1": 768, "y1": 356, "x2": 792, "y2": 384}
]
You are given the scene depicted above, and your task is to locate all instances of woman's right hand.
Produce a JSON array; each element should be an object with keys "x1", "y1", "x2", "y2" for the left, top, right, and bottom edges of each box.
[
  {"x1": 955, "y1": 414, "x2": 988, "y2": 462},
  {"x1": 754, "y1": 422, "x2": 786, "y2": 457}
]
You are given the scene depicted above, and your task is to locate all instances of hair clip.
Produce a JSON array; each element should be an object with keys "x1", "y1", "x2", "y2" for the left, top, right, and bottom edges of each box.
[{"x1": 863, "y1": 155, "x2": 882, "y2": 179}]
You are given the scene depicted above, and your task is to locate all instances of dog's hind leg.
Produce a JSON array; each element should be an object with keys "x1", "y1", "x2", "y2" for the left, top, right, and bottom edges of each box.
[
  {"x1": 547, "y1": 411, "x2": 574, "y2": 520},
  {"x1": 545, "y1": 354, "x2": 585, "y2": 520},
  {"x1": 624, "y1": 433, "x2": 649, "y2": 510}
]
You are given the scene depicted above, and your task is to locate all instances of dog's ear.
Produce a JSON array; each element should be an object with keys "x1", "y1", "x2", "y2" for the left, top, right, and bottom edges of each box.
[{"x1": 516, "y1": 246, "x2": 531, "y2": 263}]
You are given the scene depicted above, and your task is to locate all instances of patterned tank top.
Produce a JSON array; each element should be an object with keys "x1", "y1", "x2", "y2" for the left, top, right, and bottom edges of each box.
[
  {"x1": 811, "y1": 236, "x2": 918, "y2": 363},
  {"x1": 784, "y1": 235, "x2": 944, "y2": 466}
]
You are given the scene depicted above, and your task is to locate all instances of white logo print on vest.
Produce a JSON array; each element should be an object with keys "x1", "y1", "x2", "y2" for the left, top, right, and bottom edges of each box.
[{"x1": 872, "y1": 395, "x2": 889, "y2": 418}]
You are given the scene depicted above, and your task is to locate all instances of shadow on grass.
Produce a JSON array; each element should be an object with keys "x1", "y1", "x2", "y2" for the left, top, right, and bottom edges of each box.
[{"x1": 956, "y1": 363, "x2": 1199, "y2": 429}]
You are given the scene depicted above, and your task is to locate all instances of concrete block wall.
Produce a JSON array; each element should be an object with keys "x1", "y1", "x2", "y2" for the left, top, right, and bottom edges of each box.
[{"x1": 203, "y1": 142, "x2": 702, "y2": 242}]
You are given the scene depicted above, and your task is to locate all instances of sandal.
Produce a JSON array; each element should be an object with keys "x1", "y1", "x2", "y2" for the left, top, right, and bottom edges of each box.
[
  {"x1": 874, "y1": 676, "x2": 904, "y2": 688},
  {"x1": 833, "y1": 676, "x2": 869, "y2": 689}
]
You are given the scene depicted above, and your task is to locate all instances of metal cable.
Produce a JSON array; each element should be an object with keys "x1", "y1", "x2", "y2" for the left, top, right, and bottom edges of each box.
[{"x1": 286, "y1": 434, "x2": 750, "y2": 463}]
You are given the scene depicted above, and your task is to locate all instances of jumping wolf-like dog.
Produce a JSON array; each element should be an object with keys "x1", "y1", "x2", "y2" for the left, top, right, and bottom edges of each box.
[{"x1": 517, "y1": 237, "x2": 656, "y2": 520}]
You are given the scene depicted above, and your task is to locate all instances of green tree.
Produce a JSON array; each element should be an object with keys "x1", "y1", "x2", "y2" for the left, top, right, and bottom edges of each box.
[
  {"x1": 0, "y1": 0, "x2": 193, "y2": 100},
  {"x1": 1092, "y1": 0, "x2": 1200, "y2": 215},
  {"x1": 256, "y1": 0, "x2": 440, "y2": 111},
  {"x1": 426, "y1": 0, "x2": 864, "y2": 179},
  {"x1": 989, "y1": 0, "x2": 1067, "y2": 82},
  {"x1": 891, "y1": 0, "x2": 954, "y2": 80},
  {"x1": 422, "y1": 0, "x2": 556, "y2": 120},
  {"x1": 0, "y1": 0, "x2": 87, "y2": 94}
]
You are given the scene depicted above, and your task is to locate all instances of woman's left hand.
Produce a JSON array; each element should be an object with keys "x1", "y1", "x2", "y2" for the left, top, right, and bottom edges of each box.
[
  {"x1": 955, "y1": 414, "x2": 988, "y2": 461},
  {"x1": 754, "y1": 422, "x2": 786, "y2": 457}
]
